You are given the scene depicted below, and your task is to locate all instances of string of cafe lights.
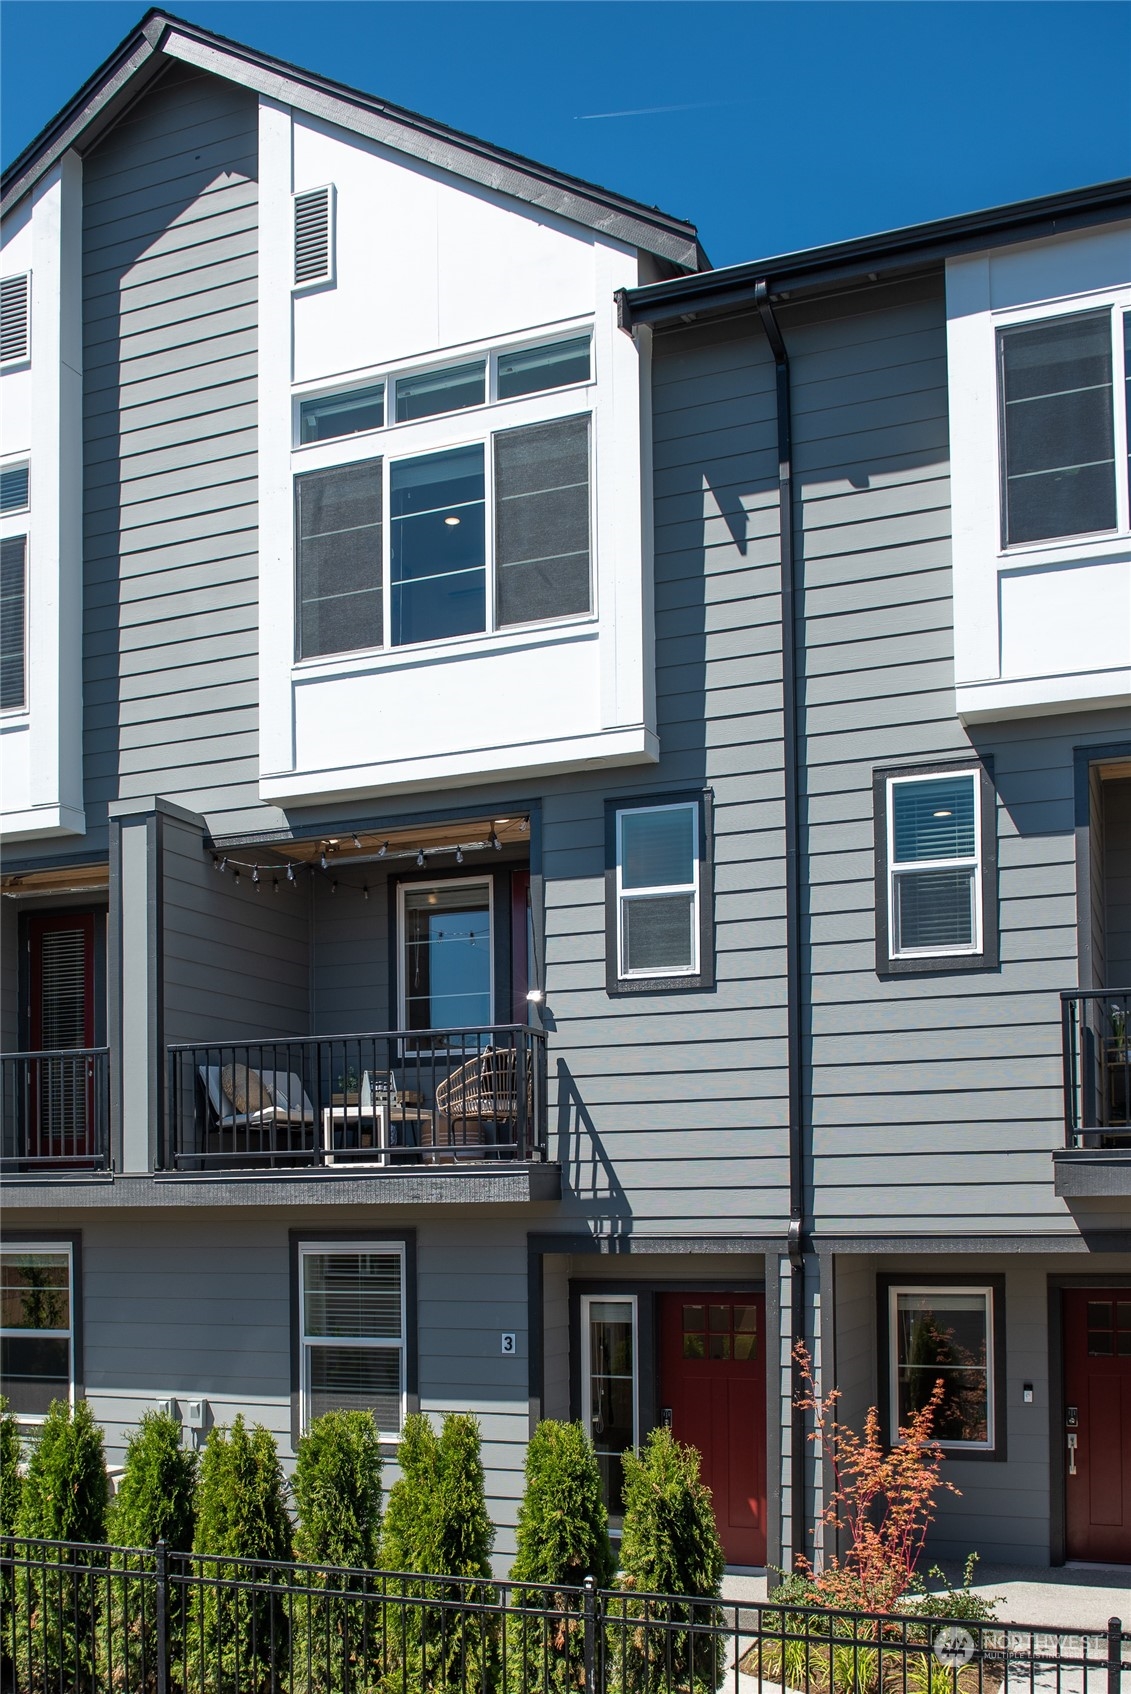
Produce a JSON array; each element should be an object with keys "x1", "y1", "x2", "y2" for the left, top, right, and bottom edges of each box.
[{"x1": 209, "y1": 823, "x2": 524, "y2": 899}]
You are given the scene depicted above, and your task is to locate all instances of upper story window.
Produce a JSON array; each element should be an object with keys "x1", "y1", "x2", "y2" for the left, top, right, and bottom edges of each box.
[
  {"x1": 997, "y1": 305, "x2": 1131, "y2": 549},
  {"x1": 874, "y1": 761, "x2": 998, "y2": 976},
  {"x1": 605, "y1": 793, "x2": 715, "y2": 995},
  {"x1": 0, "y1": 535, "x2": 27, "y2": 712},
  {"x1": 0, "y1": 462, "x2": 29, "y2": 514},
  {"x1": 293, "y1": 334, "x2": 594, "y2": 662}
]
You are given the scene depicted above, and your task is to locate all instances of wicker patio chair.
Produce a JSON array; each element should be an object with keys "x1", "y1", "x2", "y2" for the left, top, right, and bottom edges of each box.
[{"x1": 433, "y1": 1044, "x2": 528, "y2": 1153}]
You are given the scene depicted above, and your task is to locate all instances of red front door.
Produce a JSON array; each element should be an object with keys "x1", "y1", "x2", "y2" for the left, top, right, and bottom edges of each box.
[
  {"x1": 27, "y1": 913, "x2": 97, "y2": 1160},
  {"x1": 1064, "y1": 1289, "x2": 1131, "y2": 1563},
  {"x1": 660, "y1": 1293, "x2": 766, "y2": 1566}
]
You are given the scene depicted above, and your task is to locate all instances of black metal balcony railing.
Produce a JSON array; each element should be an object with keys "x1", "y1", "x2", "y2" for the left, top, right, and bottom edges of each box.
[
  {"x1": 0, "y1": 1048, "x2": 111, "y2": 1171},
  {"x1": 165, "y1": 1026, "x2": 547, "y2": 1172},
  {"x1": 1062, "y1": 989, "x2": 1131, "y2": 1146}
]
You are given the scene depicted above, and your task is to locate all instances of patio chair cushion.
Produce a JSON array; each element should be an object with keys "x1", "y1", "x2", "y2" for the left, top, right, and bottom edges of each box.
[{"x1": 222, "y1": 1062, "x2": 270, "y2": 1114}]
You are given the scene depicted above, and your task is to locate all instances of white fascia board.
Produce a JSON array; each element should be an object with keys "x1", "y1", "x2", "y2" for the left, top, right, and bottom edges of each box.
[
  {"x1": 0, "y1": 154, "x2": 85, "y2": 842},
  {"x1": 957, "y1": 671, "x2": 1131, "y2": 724},
  {"x1": 260, "y1": 724, "x2": 659, "y2": 808}
]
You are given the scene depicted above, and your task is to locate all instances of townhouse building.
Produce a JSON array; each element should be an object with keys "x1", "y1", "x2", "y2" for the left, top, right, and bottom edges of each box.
[{"x1": 1, "y1": 10, "x2": 1128, "y2": 1576}]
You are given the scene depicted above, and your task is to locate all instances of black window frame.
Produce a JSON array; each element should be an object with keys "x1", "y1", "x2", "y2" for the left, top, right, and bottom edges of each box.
[
  {"x1": 288, "y1": 1227, "x2": 417, "y2": 1450},
  {"x1": 877, "y1": 1271, "x2": 1006, "y2": 1462},
  {"x1": 0, "y1": 1229, "x2": 83, "y2": 1419},
  {"x1": 873, "y1": 757, "x2": 998, "y2": 977},
  {"x1": 604, "y1": 789, "x2": 715, "y2": 996}
]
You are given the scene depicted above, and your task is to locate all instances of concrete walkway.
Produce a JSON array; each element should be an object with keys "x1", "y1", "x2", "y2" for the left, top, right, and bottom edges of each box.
[{"x1": 719, "y1": 1564, "x2": 1130, "y2": 1630}]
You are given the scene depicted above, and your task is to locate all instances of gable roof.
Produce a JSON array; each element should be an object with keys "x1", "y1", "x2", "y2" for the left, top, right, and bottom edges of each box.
[{"x1": 1, "y1": 9, "x2": 707, "y2": 272}]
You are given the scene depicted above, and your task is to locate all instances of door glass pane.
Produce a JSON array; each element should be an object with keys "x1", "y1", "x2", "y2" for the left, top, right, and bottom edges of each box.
[
  {"x1": 894, "y1": 1291, "x2": 989, "y2": 1443},
  {"x1": 892, "y1": 776, "x2": 976, "y2": 863},
  {"x1": 296, "y1": 461, "x2": 383, "y2": 657},
  {"x1": 395, "y1": 362, "x2": 485, "y2": 423},
  {"x1": 894, "y1": 867, "x2": 976, "y2": 952},
  {"x1": 390, "y1": 447, "x2": 485, "y2": 645},
  {"x1": 402, "y1": 882, "x2": 492, "y2": 1031},
  {"x1": 588, "y1": 1299, "x2": 634, "y2": 1515},
  {"x1": 495, "y1": 416, "x2": 590, "y2": 626},
  {"x1": 999, "y1": 311, "x2": 1116, "y2": 544},
  {"x1": 300, "y1": 384, "x2": 385, "y2": 443},
  {"x1": 38, "y1": 927, "x2": 88, "y2": 1049},
  {"x1": 497, "y1": 336, "x2": 591, "y2": 400}
]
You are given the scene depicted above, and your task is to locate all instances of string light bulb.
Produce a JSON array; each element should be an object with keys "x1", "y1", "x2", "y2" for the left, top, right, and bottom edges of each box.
[
  {"x1": 218, "y1": 857, "x2": 228, "y2": 874},
  {"x1": 286, "y1": 864, "x2": 296, "y2": 883},
  {"x1": 252, "y1": 865, "x2": 260, "y2": 886},
  {"x1": 352, "y1": 833, "x2": 362, "y2": 849},
  {"x1": 455, "y1": 846, "x2": 464, "y2": 864},
  {"x1": 489, "y1": 831, "x2": 502, "y2": 851},
  {"x1": 320, "y1": 853, "x2": 329, "y2": 872},
  {"x1": 377, "y1": 841, "x2": 388, "y2": 858},
  {"x1": 272, "y1": 876, "x2": 279, "y2": 894},
  {"x1": 416, "y1": 848, "x2": 426, "y2": 867},
  {"x1": 363, "y1": 884, "x2": 370, "y2": 901}
]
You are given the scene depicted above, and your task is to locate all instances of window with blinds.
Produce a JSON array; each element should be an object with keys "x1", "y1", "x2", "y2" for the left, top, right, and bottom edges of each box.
[
  {"x1": 885, "y1": 771, "x2": 984, "y2": 960},
  {"x1": 495, "y1": 416, "x2": 591, "y2": 627},
  {"x1": 0, "y1": 273, "x2": 30, "y2": 366},
  {"x1": 295, "y1": 460, "x2": 382, "y2": 659},
  {"x1": 0, "y1": 535, "x2": 27, "y2": 711},
  {"x1": 0, "y1": 463, "x2": 29, "y2": 514},
  {"x1": 300, "y1": 1246, "x2": 404, "y2": 1434}
]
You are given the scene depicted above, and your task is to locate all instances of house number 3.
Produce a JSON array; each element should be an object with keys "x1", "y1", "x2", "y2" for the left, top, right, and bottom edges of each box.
[{"x1": 501, "y1": 1333, "x2": 516, "y2": 1355}]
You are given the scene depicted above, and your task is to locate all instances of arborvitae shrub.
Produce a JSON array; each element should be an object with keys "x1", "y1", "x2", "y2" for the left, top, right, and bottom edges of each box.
[
  {"x1": 190, "y1": 1416, "x2": 292, "y2": 1694},
  {"x1": 14, "y1": 1398, "x2": 108, "y2": 1689},
  {"x1": 380, "y1": 1411, "x2": 496, "y2": 1691},
  {"x1": 0, "y1": 1396, "x2": 21, "y2": 1534},
  {"x1": 292, "y1": 1410, "x2": 384, "y2": 1691},
  {"x1": 105, "y1": 1410, "x2": 198, "y2": 1690},
  {"x1": 507, "y1": 1419, "x2": 614, "y2": 1691},
  {"x1": 612, "y1": 1426, "x2": 725, "y2": 1694}
]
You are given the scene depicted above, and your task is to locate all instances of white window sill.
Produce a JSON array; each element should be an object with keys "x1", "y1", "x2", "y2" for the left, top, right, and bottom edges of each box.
[{"x1": 292, "y1": 614, "x2": 599, "y2": 683}]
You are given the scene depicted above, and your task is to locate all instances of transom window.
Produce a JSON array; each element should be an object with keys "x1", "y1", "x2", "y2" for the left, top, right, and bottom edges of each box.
[
  {"x1": 0, "y1": 1246, "x2": 74, "y2": 1419},
  {"x1": 886, "y1": 771, "x2": 981, "y2": 958},
  {"x1": 299, "y1": 1244, "x2": 405, "y2": 1436},
  {"x1": 889, "y1": 1286, "x2": 993, "y2": 1450},
  {"x1": 998, "y1": 306, "x2": 1131, "y2": 548}
]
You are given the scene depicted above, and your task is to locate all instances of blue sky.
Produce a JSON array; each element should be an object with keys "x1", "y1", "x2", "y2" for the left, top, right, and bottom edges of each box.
[{"x1": 2, "y1": 1, "x2": 1129, "y2": 268}]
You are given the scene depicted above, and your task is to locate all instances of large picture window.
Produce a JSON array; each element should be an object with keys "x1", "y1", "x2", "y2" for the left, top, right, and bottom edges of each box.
[
  {"x1": 0, "y1": 1244, "x2": 74, "y2": 1418},
  {"x1": 298, "y1": 1244, "x2": 405, "y2": 1436},
  {"x1": 874, "y1": 761, "x2": 997, "y2": 975},
  {"x1": 400, "y1": 879, "x2": 493, "y2": 1032},
  {"x1": 606, "y1": 793, "x2": 714, "y2": 993},
  {"x1": 885, "y1": 1284, "x2": 997, "y2": 1452}
]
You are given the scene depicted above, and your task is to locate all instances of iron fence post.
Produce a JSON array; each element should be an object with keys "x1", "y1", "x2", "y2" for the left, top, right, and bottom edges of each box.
[
  {"x1": 1108, "y1": 1617, "x2": 1122, "y2": 1694},
  {"x1": 583, "y1": 1576, "x2": 597, "y2": 1690},
  {"x1": 155, "y1": 1538, "x2": 169, "y2": 1694}
]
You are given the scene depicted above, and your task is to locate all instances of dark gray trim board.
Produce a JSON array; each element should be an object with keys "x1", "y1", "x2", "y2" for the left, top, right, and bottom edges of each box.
[
  {"x1": 3, "y1": 1165, "x2": 562, "y2": 1207},
  {"x1": 2, "y1": 11, "x2": 704, "y2": 269},
  {"x1": 1052, "y1": 1152, "x2": 1131, "y2": 1197},
  {"x1": 288, "y1": 1227, "x2": 418, "y2": 1449},
  {"x1": 0, "y1": 1228, "x2": 84, "y2": 1402},
  {"x1": 876, "y1": 1272, "x2": 1008, "y2": 1462},
  {"x1": 1046, "y1": 1270, "x2": 1131, "y2": 1566},
  {"x1": 108, "y1": 818, "x2": 124, "y2": 1174}
]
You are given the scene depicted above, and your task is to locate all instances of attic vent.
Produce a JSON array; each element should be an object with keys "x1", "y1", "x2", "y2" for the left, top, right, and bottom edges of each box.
[
  {"x1": 0, "y1": 273, "x2": 30, "y2": 366},
  {"x1": 294, "y1": 186, "x2": 334, "y2": 288}
]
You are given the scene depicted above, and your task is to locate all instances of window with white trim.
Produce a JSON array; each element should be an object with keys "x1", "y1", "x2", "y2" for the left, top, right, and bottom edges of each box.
[
  {"x1": 581, "y1": 1293, "x2": 638, "y2": 1518},
  {"x1": 0, "y1": 1244, "x2": 74, "y2": 1419},
  {"x1": 292, "y1": 335, "x2": 593, "y2": 659},
  {"x1": 887, "y1": 1285, "x2": 994, "y2": 1451},
  {"x1": 875, "y1": 763, "x2": 997, "y2": 973},
  {"x1": 299, "y1": 1243, "x2": 405, "y2": 1435},
  {"x1": 606, "y1": 794, "x2": 714, "y2": 993},
  {"x1": 0, "y1": 462, "x2": 29, "y2": 515}
]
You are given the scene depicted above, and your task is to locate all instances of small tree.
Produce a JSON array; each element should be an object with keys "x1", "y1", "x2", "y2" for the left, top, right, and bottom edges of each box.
[
  {"x1": 380, "y1": 1411, "x2": 496, "y2": 1691},
  {"x1": 507, "y1": 1420, "x2": 614, "y2": 1691},
  {"x1": 792, "y1": 1342, "x2": 958, "y2": 1612},
  {"x1": 0, "y1": 1396, "x2": 21, "y2": 1534},
  {"x1": 14, "y1": 1398, "x2": 108, "y2": 1689},
  {"x1": 292, "y1": 1410, "x2": 384, "y2": 1690},
  {"x1": 190, "y1": 1416, "x2": 292, "y2": 1694},
  {"x1": 612, "y1": 1426, "x2": 725, "y2": 1694},
  {"x1": 105, "y1": 1410, "x2": 198, "y2": 1690}
]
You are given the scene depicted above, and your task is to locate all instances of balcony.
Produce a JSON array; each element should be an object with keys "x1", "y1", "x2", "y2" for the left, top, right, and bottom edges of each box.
[
  {"x1": 165, "y1": 1025, "x2": 547, "y2": 1177},
  {"x1": 0, "y1": 1048, "x2": 111, "y2": 1173},
  {"x1": 1056, "y1": 989, "x2": 1131, "y2": 1197}
]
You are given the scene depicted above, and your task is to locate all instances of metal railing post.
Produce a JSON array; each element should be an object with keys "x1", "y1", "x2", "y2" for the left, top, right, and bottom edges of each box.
[
  {"x1": 155, "y1": 1538, "x2": 169, "y2": 1694},
  {"x1": 1107, "y1": 1617, "x2": 1122, "y2": 1694},
  {"x1": 583, "y1": 1575, "x2": 597, "y2": 1690}
]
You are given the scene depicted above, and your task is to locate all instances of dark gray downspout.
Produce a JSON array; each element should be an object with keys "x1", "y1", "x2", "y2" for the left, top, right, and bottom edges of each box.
[{"x1": 754, "y1": 280, "x2": 807, "y2": 1573}]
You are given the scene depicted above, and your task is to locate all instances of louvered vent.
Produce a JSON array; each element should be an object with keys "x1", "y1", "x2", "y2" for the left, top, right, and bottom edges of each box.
[
  {"x1": 0, "y1": 273, "x2": 30, "y2": 365},
  {"x1": 294, "y1": 186, "x2": 334, "y2": 288}
]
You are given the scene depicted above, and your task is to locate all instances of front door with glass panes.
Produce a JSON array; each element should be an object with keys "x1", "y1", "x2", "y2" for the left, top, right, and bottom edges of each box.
[
  {"x1": 659, "y1": 1294, "x2": 765, "y2": 1565},
  {"x1": 27, "y1": 913, "x2": 98, "y2": 1159},
  {"x1": 1063, "y1": 1289, "x2": 1131, "y2": 1563}
]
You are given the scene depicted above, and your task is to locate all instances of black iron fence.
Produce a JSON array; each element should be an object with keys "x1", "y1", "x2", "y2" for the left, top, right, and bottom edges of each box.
[
  {"x1": 2, "y1": 1536, "x2": 1127, "y2": 1694},
  {"x1": 0, "y1": 1047, "x2": 110, "y2": 1172},
  {"x1": 1062, "y1": 989, "x2": 1131, "y2": 1144},
  {"x1": 165, "y1": 1025, "x2": 547, "y2": 1171}
]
